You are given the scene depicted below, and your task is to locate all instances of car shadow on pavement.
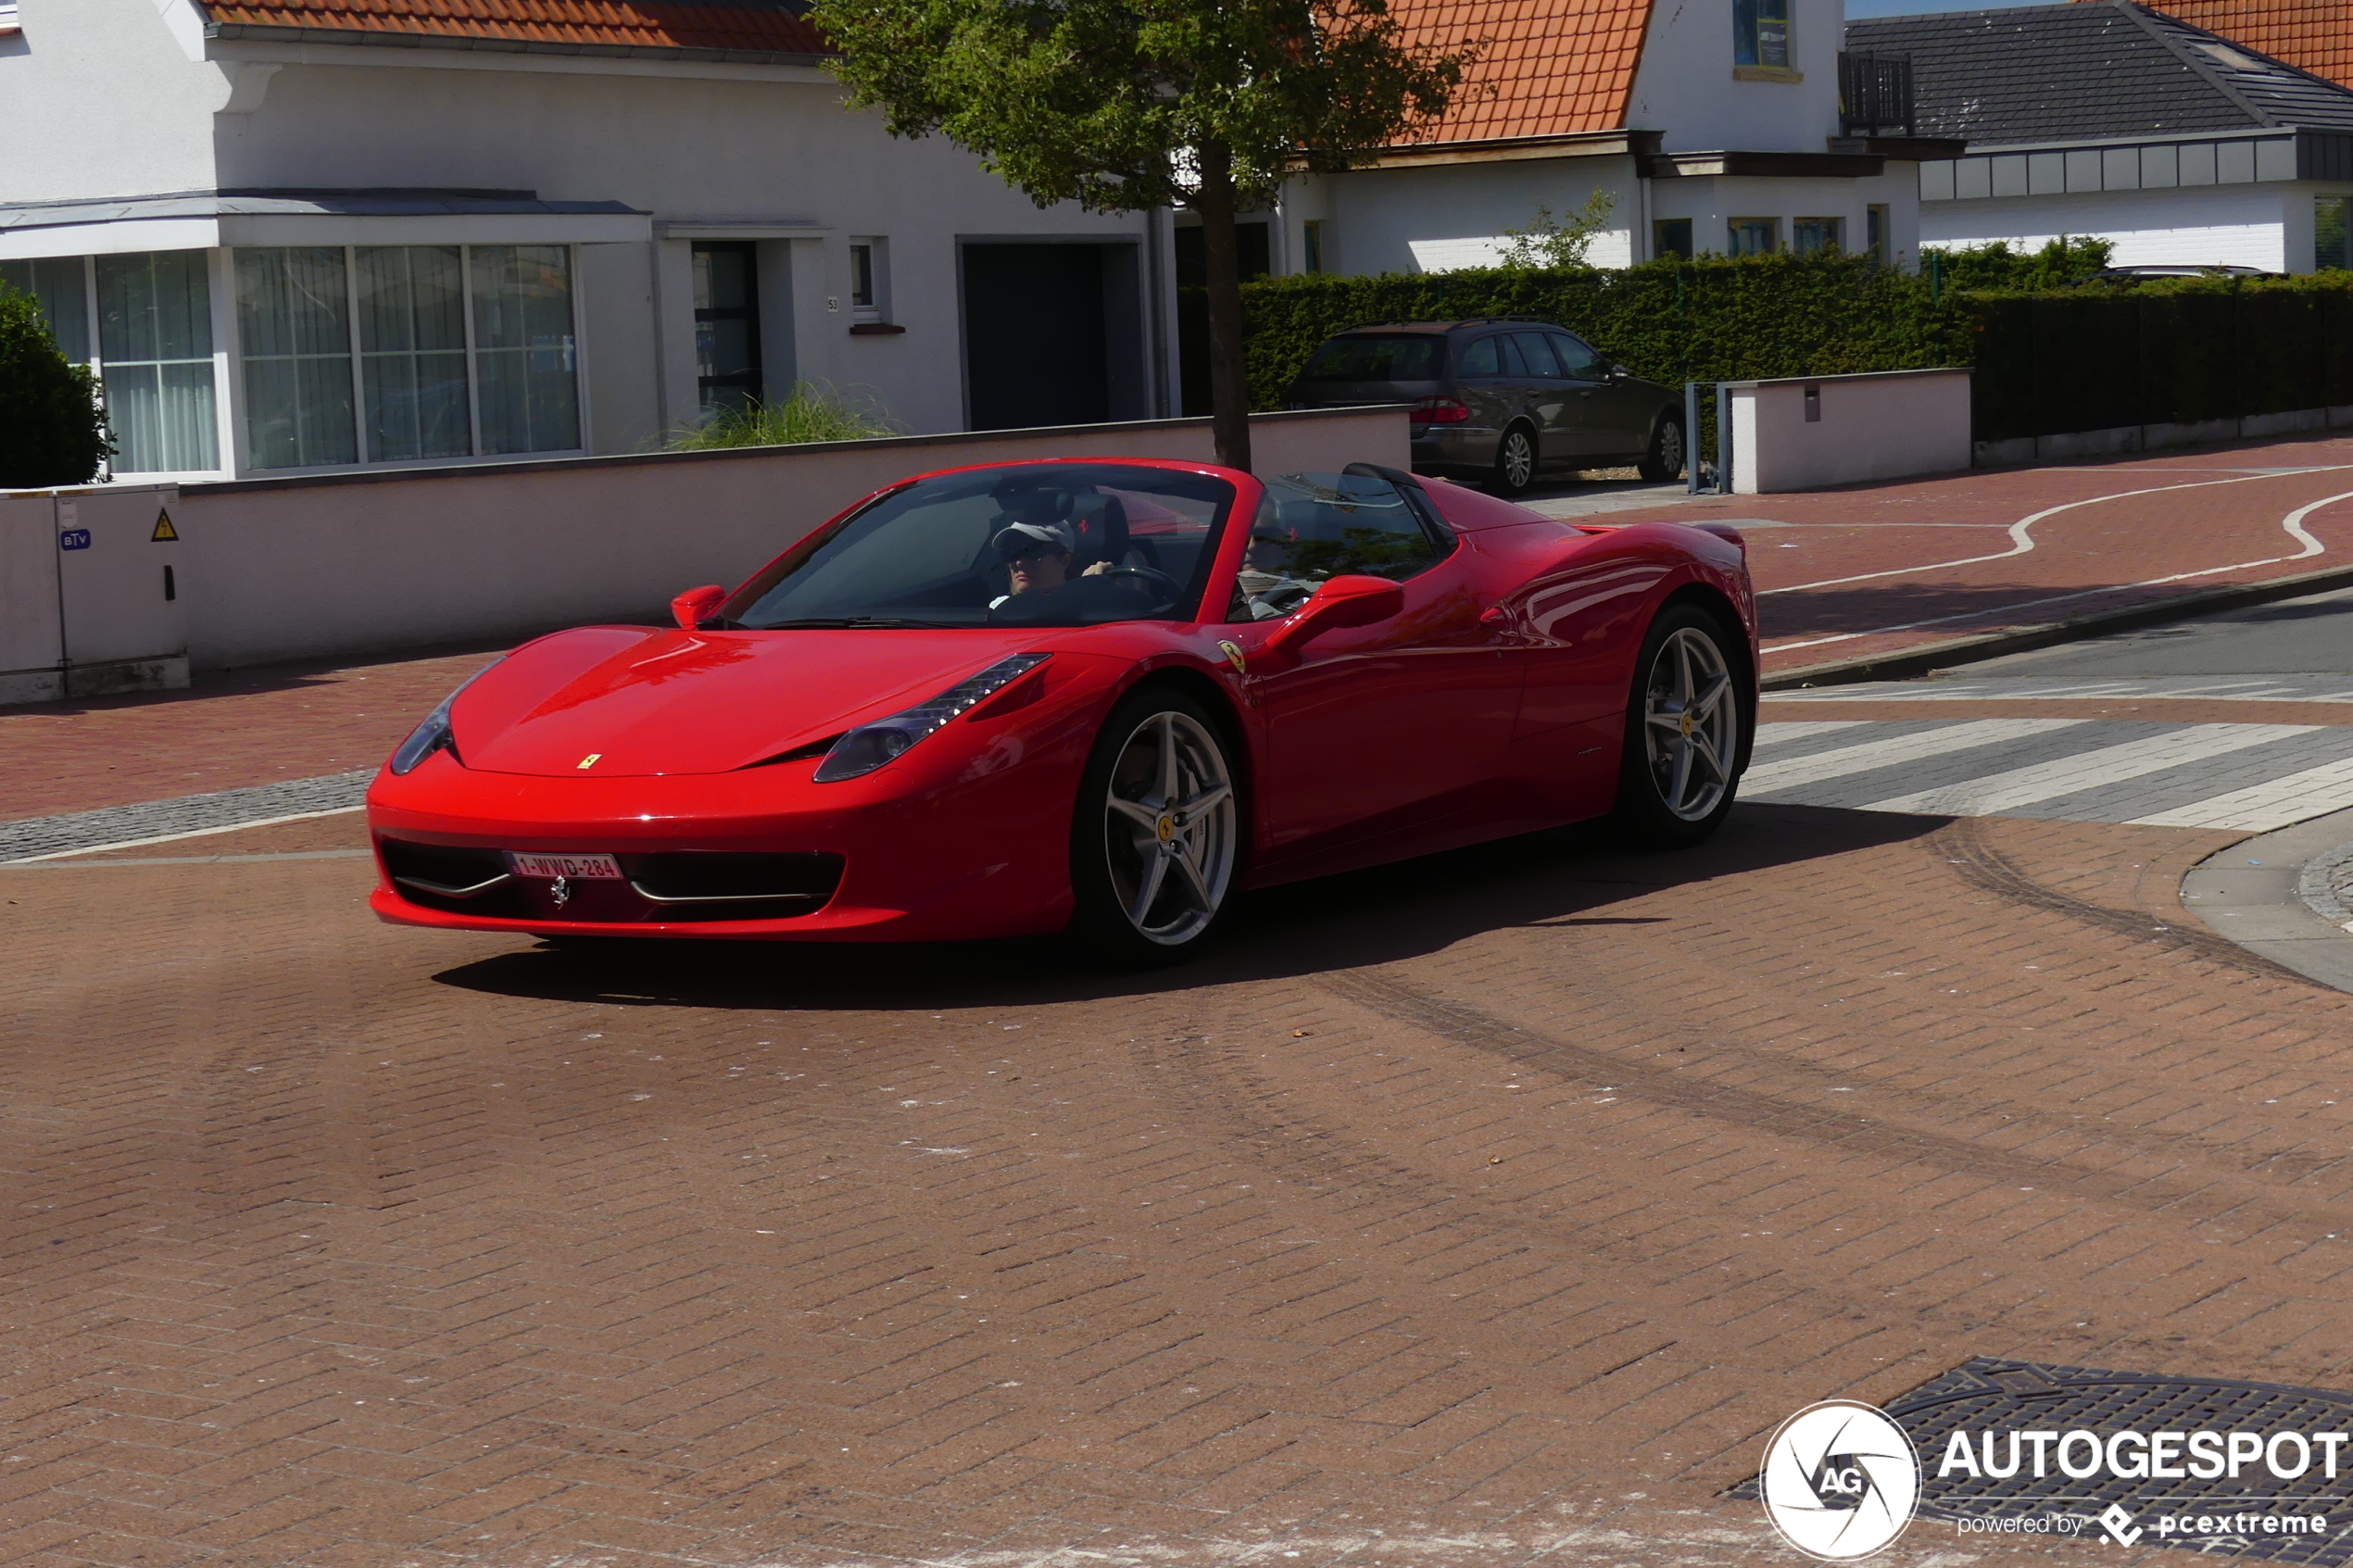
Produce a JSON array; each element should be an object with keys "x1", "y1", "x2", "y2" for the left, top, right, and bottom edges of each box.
[{"x1": 430, "y1": 803, "x2": 1949, "y2": 1012}]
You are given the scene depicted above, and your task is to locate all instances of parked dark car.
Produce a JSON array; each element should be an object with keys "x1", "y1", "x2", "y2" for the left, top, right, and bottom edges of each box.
[
  {"x1": 2082, "y1": 264, "x2": 2279, "y2": 282},
  {"x1": 1283, "y1": 319, "x2": 1685, "y2": 496}
]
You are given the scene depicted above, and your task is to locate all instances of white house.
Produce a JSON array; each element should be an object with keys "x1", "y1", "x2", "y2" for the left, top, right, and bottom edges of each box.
[
  {"x1": 0, "y1": 0, "x2": 1177, "y2": 483},
  {"x1": 1238, "y1": 0, "x2": 1955, "y2": 279},
  {"x1": 1849, "y1": 0, "x2": 2353, "y2": 273}
]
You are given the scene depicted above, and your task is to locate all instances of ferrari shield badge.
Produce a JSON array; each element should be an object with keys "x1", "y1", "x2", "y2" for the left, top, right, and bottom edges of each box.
[{"x1": 1217, "y1": 640, "x2": 1247, "y2": 675}]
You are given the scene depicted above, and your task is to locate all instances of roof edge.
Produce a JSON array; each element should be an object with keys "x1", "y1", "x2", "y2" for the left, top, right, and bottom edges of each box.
[
  {"x1": 1360, "y1": 129, "x2": 1661, "y2": 169},
  {"x1": 202, "y1": 21, "x2": 835, "y2": 68}
]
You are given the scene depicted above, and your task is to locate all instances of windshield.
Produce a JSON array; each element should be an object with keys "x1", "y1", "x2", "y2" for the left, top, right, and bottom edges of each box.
[
  {"x1": 721, "y1": 463, "x2": 1238, "y2": 630},
  {"x1": 1299, "y1": 335, "x2": 1441, "y2": 382}
]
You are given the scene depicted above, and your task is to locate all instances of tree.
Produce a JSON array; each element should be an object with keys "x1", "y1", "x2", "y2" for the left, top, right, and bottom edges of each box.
[
  {"x1": 0, "y1": 287, "x2": 109, "y2": 488},
  {"x1": 811, "y1": 0, "x2": 1476, "y2": 470},
  {"x1": 1496, "y1": 190, "x2": 1618, "y2": 271}
]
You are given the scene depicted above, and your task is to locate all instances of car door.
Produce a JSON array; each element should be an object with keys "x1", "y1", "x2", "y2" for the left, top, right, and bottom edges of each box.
[
  {"x1": 1509, "y1": 332, "x2": 1583, "y2": 469},
  {"x1": 1225, "y1": 474, "x2": 1524, "y2": 871},
  {"x1": 1552, "y1": 330, "x2": 1654, "y2": 457},
  {"x1": 1453, "y1": 333, "x2": 1527, "y2": 461}
]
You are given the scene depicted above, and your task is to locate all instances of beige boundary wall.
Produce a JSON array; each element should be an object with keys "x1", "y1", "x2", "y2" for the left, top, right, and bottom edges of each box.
[
  {"x1": 0, "y1": 407, "x2": 1407, "y2": 701},
  {"x1": 1727, "y1": 369, "x2": 1974, "y2": 495}
]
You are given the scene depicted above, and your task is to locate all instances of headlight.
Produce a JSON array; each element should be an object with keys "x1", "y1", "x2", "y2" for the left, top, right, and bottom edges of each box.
[
  {"x1": 812, "y1": 653, "x2": 1051, "y2": 783},
  {"x1": 388, "y1": 661, "x2": 501, "y2": 776}
]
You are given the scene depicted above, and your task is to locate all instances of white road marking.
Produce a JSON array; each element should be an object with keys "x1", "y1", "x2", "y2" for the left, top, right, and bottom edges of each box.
[
  {"x1": 1750, "y1": 721, "x2": 1874, "y2": 748},
  {"x1": 1862, "y1": 723, "x2": 2320, "y2": 816},
  {"x1": 2127, "y1": 755, "x2": 2353, "y2": 831},
  {"x1": 0, "y1": 805, "x2": 366, "y2": 864},
  {"x1": 1763, "y1": 484, "x2": 2353, "y2": 656},
  {"x1": 1743, "y1": 719, "x2": 2088, "y2": 793}
]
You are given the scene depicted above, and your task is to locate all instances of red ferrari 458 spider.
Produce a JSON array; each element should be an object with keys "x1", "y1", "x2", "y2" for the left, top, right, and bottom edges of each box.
[{"x1": 366, "y1": 458, "x2": 1756, "y2": 965}]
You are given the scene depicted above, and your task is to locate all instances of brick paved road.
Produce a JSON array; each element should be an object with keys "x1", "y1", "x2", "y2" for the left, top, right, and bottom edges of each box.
[{"x1": 14, "y1": 790, "x2": 2353, "y2": 1566}]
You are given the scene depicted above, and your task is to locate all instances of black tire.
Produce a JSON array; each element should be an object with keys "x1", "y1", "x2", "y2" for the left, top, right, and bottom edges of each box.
[
  {"x1": 1638, "y1": 415, "x2": 1686, "y2": 483},
  {"x1": 1611, "y1": 603, "x2": 1746, "y2": 848},
  {"x1": 1488, "y1": 423, "x2": 1538, "y2": 497},
  {"x1": 1068, "y1": 687, "x2": 1243, "y2": 968}
]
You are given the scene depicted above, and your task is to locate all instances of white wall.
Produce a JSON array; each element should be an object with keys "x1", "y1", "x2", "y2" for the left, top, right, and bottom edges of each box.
[
  {"x1": 1920, "y1": 182, "x2": 2301, "y2": 271},
  {"x1": 0, "y1": 0, "x2": 221, "y2": 206},
  {"x1": 145, "y1": 408, "x2": 1407, "y2": 671},
  {"x1": 1630, "y1": 0, "x2": 1843, "y2": 154},
  {"x1": 1315, "y1": 158, "x2": 1643, "y2": 275},
  {"x1": 1730, "y1": 370, "x2": 1970, "y2": 493}
]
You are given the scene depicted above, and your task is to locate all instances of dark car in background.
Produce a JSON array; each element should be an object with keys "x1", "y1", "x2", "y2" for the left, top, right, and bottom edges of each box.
[{"x1": 1283, "y1": 319, "x2": 1686, "y2": 497}]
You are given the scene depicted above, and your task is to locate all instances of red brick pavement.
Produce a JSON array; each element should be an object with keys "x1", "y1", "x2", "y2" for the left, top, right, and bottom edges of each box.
[{"x1": 9, "y1": 801, "x2": 2353, "y2": 1564}]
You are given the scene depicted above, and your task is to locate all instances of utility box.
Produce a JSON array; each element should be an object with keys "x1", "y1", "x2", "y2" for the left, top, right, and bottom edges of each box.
[
  {"x1": 0, "y1": 494, "x2": 66, "y2": 706},
  {"x1": 51, "y1": 484, "x2": 187, "y2": 700}
]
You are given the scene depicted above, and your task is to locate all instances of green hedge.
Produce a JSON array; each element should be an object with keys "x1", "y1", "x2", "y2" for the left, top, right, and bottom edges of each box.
[
  {"x1": 1239, "y1": 253, "x2": 1973, "y2": 411},
  {"x1": 1965, "y1": 275, "x2": 2353, "y2": 441}
]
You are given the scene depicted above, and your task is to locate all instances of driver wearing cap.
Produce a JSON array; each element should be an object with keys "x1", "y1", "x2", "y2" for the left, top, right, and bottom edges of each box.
[{"x1": 989, "y1": 519, "x2": 1110, "y2": 608}]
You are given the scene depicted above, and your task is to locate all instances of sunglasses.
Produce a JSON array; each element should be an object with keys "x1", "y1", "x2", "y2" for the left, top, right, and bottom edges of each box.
[{"x1": 1003, "y1": 544, "x2": 1063, "y2": 564}]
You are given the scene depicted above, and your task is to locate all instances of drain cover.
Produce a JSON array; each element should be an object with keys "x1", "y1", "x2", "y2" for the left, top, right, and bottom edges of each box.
[{"x1": 1735, "y1": 1358, "x2": 2353, "y2": 1562}]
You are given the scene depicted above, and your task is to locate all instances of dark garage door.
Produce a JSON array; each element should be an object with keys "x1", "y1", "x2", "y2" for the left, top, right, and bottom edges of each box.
[{"x1": 962, "y1": 244, "x2": 1111, "y2": 431}]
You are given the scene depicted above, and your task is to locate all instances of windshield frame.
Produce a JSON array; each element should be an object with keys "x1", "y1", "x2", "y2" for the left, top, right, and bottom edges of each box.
[{"x1": 713, "y1": 459, "x2": 1245, "y2": 632}]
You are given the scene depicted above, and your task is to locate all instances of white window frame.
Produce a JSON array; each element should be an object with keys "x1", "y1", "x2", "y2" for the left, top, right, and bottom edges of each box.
[
  {"x1": 0, "y1": 4, "x2": 20, "y2": 35},
  {"x1": 848, "y1": 237, "x2": 889, "y2": 325}
]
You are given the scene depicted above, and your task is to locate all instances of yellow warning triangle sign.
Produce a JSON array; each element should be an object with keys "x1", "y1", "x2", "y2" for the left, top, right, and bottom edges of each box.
[{"x1": 152, "y1": 509, "x2": 179, "y2": 542}]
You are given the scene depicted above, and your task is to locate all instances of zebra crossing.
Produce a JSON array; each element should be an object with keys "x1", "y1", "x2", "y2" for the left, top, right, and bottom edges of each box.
[{"x1": 1743, "y1": 717, "x2": 2353, "y2": 831}]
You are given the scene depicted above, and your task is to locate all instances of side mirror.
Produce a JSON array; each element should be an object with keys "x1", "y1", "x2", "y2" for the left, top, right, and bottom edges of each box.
[
  {"x1": 672, "y1": 584, "x2": 728, "y2": 629},
  {"x1": 1262, "y1": 573, "x2": 1405, "y2": 664},
  {"x1": 1610, "y1": 364, "x2": 1632, "y2": 379}
]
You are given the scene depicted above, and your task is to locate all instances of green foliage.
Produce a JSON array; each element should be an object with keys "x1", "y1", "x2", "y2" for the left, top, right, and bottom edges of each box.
[
  {"x1": 1965, "y1": 272, "x2": 2353, "y2": 441},
  {"x1": 0, "y1": 286, "x2": 109, "y2": 487},
  {"x1": 806, "y1": 0, "x2": 1475, "y2": 216},
  {"x1": 1923, "y1": 235, "x2": 2113, "y2": 293},
  {"x1": 1241, "y1": 253, "x2": 1975, "y2": 410},
  {"x1": 1496, "y1": 191, "x2": 1620, "y2": 272},
  {"x1": 662, "y1": 383, "x2": 900, "y2": 450}
]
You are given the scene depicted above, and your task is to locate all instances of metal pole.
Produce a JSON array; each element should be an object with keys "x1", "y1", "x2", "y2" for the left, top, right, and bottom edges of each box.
[
  {"x1": 1684, "y1": 382, "x2": 1701, "y2": 495},
  {"x1": 1716, "y1": 383, "x2": 1733, "y2": 495}
]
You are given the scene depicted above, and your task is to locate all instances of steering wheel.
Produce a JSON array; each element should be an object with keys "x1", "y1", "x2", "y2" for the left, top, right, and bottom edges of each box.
[{"x1": 1095, "y1": 565, "x2": 1181, "y2": 598}]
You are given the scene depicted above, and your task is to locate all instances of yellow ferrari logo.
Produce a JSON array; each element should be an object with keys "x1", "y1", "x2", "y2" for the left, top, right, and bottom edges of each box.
[
  {"x1": 1156, "y1": 814, "x2": 1175, "y2": 842},
  {"x1": 1217, "y1": 640, "x2": 1246, "y2": 675},
  {"x1": 577, "y1": 753, "x2": 602, "y2": 770},
  {"x1": 1679, "y1": 713, "x2": 1693, "y2": 737}
]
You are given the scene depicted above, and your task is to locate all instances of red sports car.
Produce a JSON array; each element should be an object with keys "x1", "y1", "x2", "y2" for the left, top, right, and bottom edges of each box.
[{"x1": 366, "y1": 458, "x2": 1756, "y2": 965}]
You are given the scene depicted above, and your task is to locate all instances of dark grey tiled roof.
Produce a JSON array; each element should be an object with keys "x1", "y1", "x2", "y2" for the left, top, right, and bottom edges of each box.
[{"x1": 1844, "y1": 0, "x2": 2353, "y2": 145}]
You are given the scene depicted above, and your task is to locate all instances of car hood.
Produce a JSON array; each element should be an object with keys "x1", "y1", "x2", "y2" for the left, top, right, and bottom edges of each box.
[{"x1": 451, "y1": 625, "x2": 1070, "y2": 778}]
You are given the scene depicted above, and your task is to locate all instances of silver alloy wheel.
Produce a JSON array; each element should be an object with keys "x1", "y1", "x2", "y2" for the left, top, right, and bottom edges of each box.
[
  {"x1": 1500, "y1": 428, "x2": 1535, "y2": 490},
  {"x1": 1641, "y1": 626, "x2": 1735, "y2": 821},
  {"x1": 1101, "y1": 709, "x2": 1238, "y2": 946},
  {"x1": 1657, "y1": 420, "x2": 1685, "y2": 476}
]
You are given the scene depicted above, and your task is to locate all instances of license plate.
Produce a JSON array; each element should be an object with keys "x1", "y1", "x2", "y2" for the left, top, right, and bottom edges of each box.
[{"x1": 506, "y1": 852, "x2": 623, "y2": 881}]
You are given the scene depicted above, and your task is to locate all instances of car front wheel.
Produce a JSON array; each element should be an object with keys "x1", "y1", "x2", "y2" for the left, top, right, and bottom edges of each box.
[
  {"x1": 1069, "y1": 688, "x2": 1241, "y2": 966},
  {"x1": 1612, "y1": 604, "x2": 1745, "y2": 847},
  {"x1": 1490, "y1": 424, "x2": 1538, "y2": 497},
  {"x1": 1639, "y1": 415, "x2": 1686, "y2": 483}
]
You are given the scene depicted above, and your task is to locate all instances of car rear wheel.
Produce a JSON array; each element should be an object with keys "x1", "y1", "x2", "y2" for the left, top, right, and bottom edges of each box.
[
  {"x1": 1070, "y1": 688, "x2": 1241, "y2": 967},
  {"x1": 1489, "y1": 424, "x2": 1538, "y2": 497},
  {"x1": 1639, "y1": 415, "x2": 1686, "y2": 483},
  {"x1": 1612, "y1": 604, "x2": 1744, "y2": 847}
]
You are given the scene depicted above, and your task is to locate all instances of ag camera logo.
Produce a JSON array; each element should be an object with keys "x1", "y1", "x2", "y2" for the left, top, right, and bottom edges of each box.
[{"x1": 1760, "y1": 1400, "x2": 1921, "y2": 1560}]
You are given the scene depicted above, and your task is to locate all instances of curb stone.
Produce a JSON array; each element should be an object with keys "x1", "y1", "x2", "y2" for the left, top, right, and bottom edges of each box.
[{"x1": 2180, "y1": 803, "x2": 2353, "y2": 994}]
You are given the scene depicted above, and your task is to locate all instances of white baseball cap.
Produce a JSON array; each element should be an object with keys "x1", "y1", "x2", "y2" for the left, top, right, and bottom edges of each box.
[{"x1": 994, "y1": 520, "x2": 1075, "y2": 558}]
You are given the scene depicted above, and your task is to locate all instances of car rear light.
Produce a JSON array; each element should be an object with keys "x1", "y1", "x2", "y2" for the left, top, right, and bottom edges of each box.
[{"x1": 1412, "y1": 396, "x2": 1469, "y2": 425}]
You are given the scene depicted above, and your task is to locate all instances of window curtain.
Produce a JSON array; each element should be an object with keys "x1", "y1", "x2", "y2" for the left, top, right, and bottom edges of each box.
[
  {"x1": 96, "y1": 251, "x2": 218, "y2": 474},
  {"x1": 470, "y1": 245, "x2": 580, "y2": 456},
  {"x1": 357, "y1": 246, "x2": 472, "y2": 461},
  {"x1": 0, "y1": 257, "x2": 92, "y2": 362},
  {"x1": 237, "y1": 248, "x2": 357, "y2": 470}
]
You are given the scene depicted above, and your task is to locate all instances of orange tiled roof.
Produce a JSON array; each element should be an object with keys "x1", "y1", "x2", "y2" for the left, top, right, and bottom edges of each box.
[
  {"x1": 199, "y1": 0, "x2": 829, "y2": 56},
  {"x1": 1384, "y1": 0, "x2": 1651, "y2": 144},
  {"x1": 2097, "y1": 0, "x2": 2353, "y2": 90}
]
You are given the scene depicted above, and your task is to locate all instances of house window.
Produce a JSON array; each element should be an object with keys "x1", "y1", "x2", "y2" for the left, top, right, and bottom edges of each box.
[
  {"x1": 1793, "y1": 217, "x2": 1844, "y2": 256},
  {"x1": 1653, "y1": 218, "x2": 1694, "y2": 259},
  {"x1": 0, "y1": 257, "x2": 92, "y2": 362},
  {"x1": 1303, "y1": 220, "x2": 1326, "y2": 273},
  {"x1": 2321, "y1": 196, "x2": 2350, "y2": 271},
  {"x1": 97, "y1": 251, "x2": 219, "y2": 475},
  {"x1": 849, "y1": 238, "x2": 889, "y2": 326},
  {"x1": 1866, "y1": 204, "x2": 1891, "y2": 265},
  {"x1": 236, "y1": 247, "x2": 358, "y2": 470},
  {"x1": 1727, "y1": 218, "x2": 1780, "y2": 257},
  {"x1": 0, "y1": 3, "x2": 19, "y2": 33},
  {"x1": 233, "y1": 244, "x2": 579, "y2": 470},
  {"x1": 692, "y1": 241, "x2": 761, "y2": 413},
  {"x1": 1735, "y1": 0, "x2": 1793, "y2": 69}
]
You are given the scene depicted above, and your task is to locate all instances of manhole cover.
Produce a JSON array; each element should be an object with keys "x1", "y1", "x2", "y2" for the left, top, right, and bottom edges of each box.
[{"x1": 1734, "y1": 1357, "x2": 2353, "y2": 1561}]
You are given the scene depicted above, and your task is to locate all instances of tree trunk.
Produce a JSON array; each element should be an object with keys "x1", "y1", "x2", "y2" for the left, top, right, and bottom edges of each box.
[{"x1": 1194, "y1": 140, "x2": 1252, "y2": 473}]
